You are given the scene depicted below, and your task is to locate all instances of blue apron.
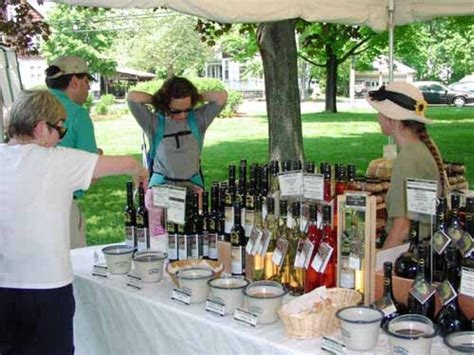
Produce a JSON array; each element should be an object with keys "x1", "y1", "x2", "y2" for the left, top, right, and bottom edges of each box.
[{"x1": 148, "y1": 112, "x2": 204, "y2": 187}]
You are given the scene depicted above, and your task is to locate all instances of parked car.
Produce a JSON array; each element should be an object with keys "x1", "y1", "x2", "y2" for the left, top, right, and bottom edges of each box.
[
  {"x1": 413, "y1": 81, "x2": 474, "y2": 107},
  {"x1": 449, "y1": 81, "x2": 474, "y2": 94}
]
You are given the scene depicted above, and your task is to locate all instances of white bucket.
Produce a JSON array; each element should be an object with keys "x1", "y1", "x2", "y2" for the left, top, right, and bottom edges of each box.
[
  {"x1": 102, "y1": 245, "x2": 134, "y2": 275},
  {"x1": 243, "y1": 280, "x2": 287, "y2": 324},
  {"x1": 176, "y1": 267, "x2": 215, "y2": 303},
  {"x1": 133, "y1": 250, "x2": 168, "y2": 283},
  {"x1": 208, "y1": 277, "x2": 249, "y2": 315}
]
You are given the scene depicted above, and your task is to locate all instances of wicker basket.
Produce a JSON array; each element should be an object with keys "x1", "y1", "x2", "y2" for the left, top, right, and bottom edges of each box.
[
  {"x1": 278, "y1": 288, "x2": 362, "y2": 339},
  {"x1": 166, "y1": 259, "x2": 224, "y2": 287}
]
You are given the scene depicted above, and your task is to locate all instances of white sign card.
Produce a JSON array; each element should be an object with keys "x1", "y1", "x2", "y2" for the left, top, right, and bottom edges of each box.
[
  {"x1": 321, "y1": 336, "x2": 346, "y2": 355},
  {"x1": 205, "y1": 297, "x2": 226, "y2": 317},
  {"x1": 233, "y1": 307, "x2": 259, "y2": 327},
  {"x1": 167, "y1": 186, "x2": 187, "y2": 225},
  {"x1": 278, "y1": 171, "x2": 303, "y2": 197},
  {"x1": 303, "y1": 173, "x2": 324, "y2": 201},
  {"x1": 171, "y1": 288, "x2": 191, "y2": 305},
  {"x1": 126, "y1": 274, "x2": 143, "y2": 290},
  {"x1": 92, "y1": 264, "x2": 108, "y2": 278},
  {"x1": 152, "y1": 185, "x2": 170, "y2": 208},
  {"x1": 406, "y1": 178, "x2": 438, "y2": 216}
]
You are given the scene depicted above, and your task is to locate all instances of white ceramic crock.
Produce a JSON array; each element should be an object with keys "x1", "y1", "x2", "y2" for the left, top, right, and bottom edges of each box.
[
  {"x1": 243, "y1": 280, "x2": 287, "y2": 324},
  {"x1": 102, "y1": 245, "x2": 134, "y2": 275},
  {"x1": 208, "y1": 277, "x2": 249, "y2": 315},
  {"x1": 336, "y1": 306, "x2": 384, "y2": 351},
  {"x1": 444, "y1": 331, "x2": 474, "y2": 355},
  {"x1": 176, "y1": 267, "x2": 215, "y2": 303},
  {"x1": 385, "y1": 314, "x2": 437, "y2": 355},
  {"x1": 133, "y1": 251, "x2": 168, "y2": 283}
]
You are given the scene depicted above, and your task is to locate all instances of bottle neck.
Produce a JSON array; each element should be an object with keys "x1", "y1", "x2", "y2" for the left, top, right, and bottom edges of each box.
[{"x1": 383, "y1": 269, "x2": 395, "y2": 299}]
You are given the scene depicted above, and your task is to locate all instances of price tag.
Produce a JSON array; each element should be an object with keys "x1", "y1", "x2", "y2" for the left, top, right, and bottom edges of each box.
[
  {"x1": 311, "y1": 242, "x2": 334, "y2": 273},
  {"x1": 460, "y1": 267, "x2": 474, "y2": 298},
  {"x1": 436, "y1": 280, "x2": 457, "y2": 306},
  {"x1": 278, "y1": 171, "x2": 303, "y2": 197},
  {"x1": 321, "y1": 336, "x2": 346, "y2": 354},
  {"x1": 245, "y1": 227, "x2": 262, "y2": 256},
  {"x1": 303, "y1": 239, "x2": 315, "y2": 269},
  {"x1": 126, "y1": 274, "x2": 142, "y2": 290},
  {"x1": 233, "y1": 307, "x2": 259, "y2": 327},
  {"x1": 373, "y1": 297, "x2": 397, "y2": 316},
  {"x1": 406, "y1": 178, "x2": 438, "y2": 216},
  {"x1": 345, "y1": 192, "x2": 367, "y2": 210},
  {"x1": 271, "y1": 237, "x2": 289, "y2": 267},
  {"x1": 167, "y1": 186, "x2": 187, "y2": 225},
  {"x1": 152, "y1": 185, "x2": 169, "y2": 208},
  {"x1": 258, "y1": 230, "x2": 271, "y2": 256},
  {"x1": 432, "y1": 230, "x2": 451, "y2": 255},
  {"x1": 409, "y1": 280, "x2": 436, "y2": 305},
  {"x1": 457, "y1": 233, "x2": 473, "y2": 257},
  {"x1": 92, "y1": 264, "x2": 108, "y2": 278},
  {"x1": 171, "y1": 288, "x2": 191, "y2": 305},
  {"x1": 294, "y1": 238, "x2": 314, "y2": 269},
  {"x1": 303, "y1": 173, "x2": 324, "y2": 201},
  {"x1": 206, "y1": 297, "x2": 226, "y2": 317}
]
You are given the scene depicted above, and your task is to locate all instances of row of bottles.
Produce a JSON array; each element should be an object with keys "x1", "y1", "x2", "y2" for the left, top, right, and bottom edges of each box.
[{"x1": 124, "y1": 181, "x2": 150, "y2": 252}]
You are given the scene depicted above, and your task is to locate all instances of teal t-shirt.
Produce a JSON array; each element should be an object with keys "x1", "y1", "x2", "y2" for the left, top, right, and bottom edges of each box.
[{"x1": 51, "y1": 89, "x2": 98, "y2": 198}]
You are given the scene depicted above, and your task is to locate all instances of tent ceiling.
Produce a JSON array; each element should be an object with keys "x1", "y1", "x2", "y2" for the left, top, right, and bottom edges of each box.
[{"x1": 52, "y1": 0, "x2": 473, "y2": 31}]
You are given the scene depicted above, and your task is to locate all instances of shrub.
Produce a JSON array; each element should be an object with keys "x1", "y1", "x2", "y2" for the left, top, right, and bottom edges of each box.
[
  {"x1": 100, "y1": 94, "x2": 115, "y2": 106},
  {"x1": 83, "y1": 94, "x2": 94, "y2": 113},
  {"x1": 220, "y1": 90, "x2": 243, "y2": 118},
  {"x1": 93, "y1": 94, "x2": 115, "y2": 115}
]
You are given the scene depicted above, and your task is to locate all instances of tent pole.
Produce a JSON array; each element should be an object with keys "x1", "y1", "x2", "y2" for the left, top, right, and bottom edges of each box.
[{"x1": 388, "y1": 0, "x2": 395, "y2": 145}]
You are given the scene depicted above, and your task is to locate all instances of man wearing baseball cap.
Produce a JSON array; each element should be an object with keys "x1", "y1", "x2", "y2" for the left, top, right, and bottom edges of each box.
[{"x1": 45, "y1": 55, "x2": 99, "y2": 250}]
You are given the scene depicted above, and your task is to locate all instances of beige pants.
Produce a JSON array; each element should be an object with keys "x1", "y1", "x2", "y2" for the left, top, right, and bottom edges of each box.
[{"x1": 70, "y1": 199, "x2": 86, "y2": 249}]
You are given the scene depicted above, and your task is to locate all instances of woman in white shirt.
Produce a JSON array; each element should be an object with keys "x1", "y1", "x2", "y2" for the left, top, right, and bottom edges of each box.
[{"x1": 0, "y1": 90, "x2": 148, "y2": 355}]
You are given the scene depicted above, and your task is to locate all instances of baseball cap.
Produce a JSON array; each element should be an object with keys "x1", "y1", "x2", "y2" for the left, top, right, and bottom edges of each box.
[{"x1": 46, "y1": 56, "x2": 94, "y2": 81}]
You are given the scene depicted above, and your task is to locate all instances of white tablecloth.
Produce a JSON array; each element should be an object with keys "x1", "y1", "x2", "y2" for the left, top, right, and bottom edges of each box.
[{"x1": 71, "y1": 245, "x2": 448, "y2": 355}]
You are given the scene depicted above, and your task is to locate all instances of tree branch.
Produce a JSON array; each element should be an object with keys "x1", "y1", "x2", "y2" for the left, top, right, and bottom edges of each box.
[
  {"x1": 297, "y1": 53, "x2": 325, "y2": 68},
  {"x1": 339, "y1": 34, "x2": 373, "y2": 63}
]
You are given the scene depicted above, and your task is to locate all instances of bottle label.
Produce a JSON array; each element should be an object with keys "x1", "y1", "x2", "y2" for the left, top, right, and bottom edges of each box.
[
  {"x1": 460, "y1": 267, "x2": 474, "y2": 298},
  {"x1": 244, "y1": 210, "x2": 255, "y2": 237},
  {"x1": 432, "y1": 230, "x2": 451, "y2": 255},
  {"x1": 202, "y1": 231, "x2": 209, "y2": 258},
  {"x1": 257, "y1": 229, "x2": 272, "y2": 256},
  {"x1": 457, "y1": 232, "x2": 473, "y2": 257},
  {"x1": 191, "y1": 234, "x2": 203, "y2": 259},
  {"x1": 125, "y1": 226, "x2": 135, "y2": 247},
  {"x1": 178, "y1": 235, "x2": 189, "y2": 261},
  {"x1": 294, "y1": 238, "x2": 313, "y2": 269},
  {"x1": 311, "y1": 242, "x2": 334, "y2": 274},
  {"x1": 448, "y1": 226, "x2": 464, "y2": 245},
  {"x1": 245, "y1": 227, "x2": 262, "y2": 256},
  {"x1": 208, "y1": 233, "x2": 218, "y2": 259},
  {"x1": 409, "y1": 280, "x2": 436, "y2": 305},
  {"x1": 168, "y1": 233, "x2": 178, "y2": 260},
  {"x1": 225, "y1": 207, "x2": 234, "y2": 233},
  {"x1": 231, "y1": 245, "x2": 245, "y2": 274},
  {"x1": 137, "y1": 227, "x2": 149, "y2": 252},
  {"x1": 271, "y1": 237, "x2": 289, "y2": 267},
  {"x1": 436, "y1": 280, "x2": 458, "y2": 306}
]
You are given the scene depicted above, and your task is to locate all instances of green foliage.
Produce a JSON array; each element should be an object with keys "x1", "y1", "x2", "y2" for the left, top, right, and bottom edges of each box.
[
  {"x1": 219, "y1": 90, "x2": 243, "y2": 118},
  {"x1": 41, "y1": 5, "x2": 117, "y2": 76},
  {"x1": 94, "y1": 94, "x2": 115, "y2": 115},
  {"x1": 83, "y1": 94, "x2": 94, "y2": 113}
]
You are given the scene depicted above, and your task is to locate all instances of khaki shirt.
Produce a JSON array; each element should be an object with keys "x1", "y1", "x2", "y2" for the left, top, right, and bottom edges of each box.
[{"x1": 385, "y1": 142, "x2": 440, "y2": 240}]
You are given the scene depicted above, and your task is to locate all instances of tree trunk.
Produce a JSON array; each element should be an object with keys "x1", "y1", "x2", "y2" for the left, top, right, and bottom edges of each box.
[
  {"x1": 325, "y1": 50, "x2": 338, "y2": 113},
  {"x1": 257, "y1": 20, "x2": 304, "y2": 162}
]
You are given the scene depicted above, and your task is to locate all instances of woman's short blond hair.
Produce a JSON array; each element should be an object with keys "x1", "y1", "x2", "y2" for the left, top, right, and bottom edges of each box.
[{"x1": 7, "y1": 90, "x2": 66, "y2": 138}]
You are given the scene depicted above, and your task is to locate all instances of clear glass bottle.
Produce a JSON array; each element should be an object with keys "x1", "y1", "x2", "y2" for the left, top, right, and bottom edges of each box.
[
  {"x1": 263, "y1": 197, "x2": 280, "y2": 281},
  {"x1": 286, "y1": 202, "x2": 305, "y2": 296},
  {"x1": 252, "y1": 195, "x2": 265, "y2": 280}
]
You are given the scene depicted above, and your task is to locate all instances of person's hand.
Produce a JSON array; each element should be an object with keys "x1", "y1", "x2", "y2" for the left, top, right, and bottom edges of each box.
[
  {"x1": 97, "y1": 148, "x2": 104, "y2": 155},
  {"x1": 133, "y1": 166, "x2": 149, "y2": 190}
]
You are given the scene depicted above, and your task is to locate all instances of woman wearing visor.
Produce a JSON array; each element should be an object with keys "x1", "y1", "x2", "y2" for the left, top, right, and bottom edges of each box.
[
  {"x1": 128, "y1": 77, "x2": 227, "y2": 240},
  {"x1": 366, "y1": 82, "x2": 447, "y2": 249}
]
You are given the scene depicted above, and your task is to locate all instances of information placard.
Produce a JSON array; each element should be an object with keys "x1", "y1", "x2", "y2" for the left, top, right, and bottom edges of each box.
[
  {"x1": 153, "y1": 185, "x2": 170, "y2": 208},
  {"x1": 167, "y1": 186, "x2": 187, "y2": 225},
  {"x1": 406, "y1": 178, "x2": 438, "y2": 216},
  {"x1": 303, "y1": 173, "x2": 324, "y2": 201},
  {"x1": 278, "y1": 171, "x2": 303, "y2": 197}
]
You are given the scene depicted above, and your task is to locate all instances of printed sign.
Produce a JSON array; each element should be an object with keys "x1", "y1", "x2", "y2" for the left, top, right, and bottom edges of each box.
[
  {"x1": 152, "y1": 185, "x2": 170, "y2": 208},
  {"x1": 311, "y1": 242, "x2": 334, "y2": 274},
  {"x1": 92, "y1": 264, "x2": 108, "y2": 278},
  {"x1": 206, "y1": 297, "x2": 226, "y2": 317},
  {"x1": 406, "y1": 179, "x2": 438, "y2": 216},
  {"x1": 278, "y1": 171, "x2": 304, "y2": 197},
  {"x1": 167, "y1": 186, "x2": 187, "y2": 225},
  {"x1": 126, "y1": 274, "x2": 142, "y2": 290},
  {"x1": 233, "y1": 307, "x2": 259, "y2": 327},
  {"x1": 171, "y1": 287, "x2": 191, "y2": 305},
  {"x1": 303, "y1": 173, "x2": 324, "y2": 201}
]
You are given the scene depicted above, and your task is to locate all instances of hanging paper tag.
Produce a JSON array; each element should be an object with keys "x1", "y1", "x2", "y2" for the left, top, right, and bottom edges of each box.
[
  {"x1": 167, "y1": 186, "x2": 187, "y2": 225},
  {"x1": 258, "y1": 230, "x2": 271, "y2": 256},
  {"x1": 271, "y1": 237, "x2": 289, "y2": 267},
  {"x1": 303, "y1": 239, "x2": 315, "y2": 269},
  {"x1": 152, "y1": 185, "x2": 169, "y2": 208},
  {"x1": 245, "y1": 227, "x2": 262, "y2": 256},
  {"x1": 436, "y1": 280, "x2": 458, "y2": 306},
  {"x1": 233, "y1": 307, "x2": 259, "y2": 327},
  {"x1": 432, "y1": 230, "x2": 451, "y2": 255},
  {"x1": 171, "y1": 287, "x2": 191, "y2": 305},
  {"x1": 311, "y1": 242, "x2": 334, "y2": 273},
  {"x1": 406, "y1": 178, "x2": 438, "y2": 216},
  {"x1": 278, "y1": 171, "x2": 303, "y2": 197},
  {"x1": 294, "y1": 238, "x2": 307, "y2": 268},
  {"x1": 457, "y1": 233, "x2": 473, "y2": 257},
  {"x1": 373, "y1": 297, "x2": 397, "y2": 316},
  {"x1": 460, "y1": 267, "x2": 474, "y2": 298},
  {"x1": 348, "y1": 253, "x2": 362, "y2": 270},
  {"x1": 409, "y1": 280, "x2": 436, "y2": 305},
  {"x1": 92, "y1": 264, "x2": 108, "y2": 278},
  {"x1": 126, "y1": 274, "x2": 142, "y2": 290},
  {"x1": 300, "y1": 215, "x2": 309, "y2": 233},
  {"x1": 321, "y1": 336, "x2": 346, "y2": 355},
  {"x1": 303, "y1": 173, "x2": 324, "y2": 201},
  {"x1": 251, "y1": 229, "x2": 263, "y2": 256},
  {"x1": 206, "y1": 296, "x2": 226, "y2": 317}
]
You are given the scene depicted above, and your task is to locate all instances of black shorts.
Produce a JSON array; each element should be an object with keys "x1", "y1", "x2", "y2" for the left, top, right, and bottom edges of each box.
[{"x1": 0, "y1": 284, "x2": 75, "y2": 355}]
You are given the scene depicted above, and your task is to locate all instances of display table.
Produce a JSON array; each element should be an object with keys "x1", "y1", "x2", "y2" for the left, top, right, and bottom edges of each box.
[{"x1": 71, "y1": 245, "x2": 449, "y2": 355}]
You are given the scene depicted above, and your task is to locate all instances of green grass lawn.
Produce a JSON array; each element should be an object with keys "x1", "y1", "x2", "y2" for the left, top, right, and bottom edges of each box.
[{"x1": 82, "y1": 105, "x2": 474, "y2": 246}]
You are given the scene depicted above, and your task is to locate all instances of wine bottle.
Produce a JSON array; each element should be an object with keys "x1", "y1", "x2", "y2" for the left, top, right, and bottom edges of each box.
[
  {"x1": 347, "y1": 164, "x2": 356, "y2": 191},
  {"x1": 321, "y1": 162, "x2": 332, "y2": 203},
  {"x1": 372, "y1": 262, "x2": 407, "y2": 328},
  {"x1": 319, "y1": 205, "x2": 337, "y2": 288},
  {"x1": 436, "y1": 245, "x2": 468, "y2": 336},
  {"x1": 448, "y1": 194, "x2": 464, "y2": 246},
  {"x1": 191, "y1": 192, "x2": 203, "y2": 259},
  {"x1": 263, "y1": 197, "x2": 279, "y2": 280},
  {"x1": 245, "y1": 164, "x2": 257, "y2": 237},
  {"x1": 238, "y1": 160, "x2": 247, "y2": 226},
  {"x1": 124, "y1": 181, "x2": 137, "y2": 249},
  {"x1": 201, "y1": 191, "x2": 210, "y2": 259},
  {"x1": 304, "y1": 204, "x2": 321, "y2": 293},
  {"x1": 276, "y1": 200, "x2": 291, "y2": 285},
  {"x1": 224, "y1": 165, "x2": 236, "y2": 237},
  {"x1": 231, "y1": 202, "x2": 246, "y2": 275},
  {"x1": 269, "y1": 160, "x2": 280, "y2": 217},
  {"x1": 394, "y1": 221, "x2": 420, "y2": 279},
  {"x1": 136, "y1": 183, "x2": 150, "y2": 252},
  {"x1": 433, "y1": 197, "x2": 449, "y2": 282},
  {"x1": 466, "y1": 197, "x2": 474, "y2": 239},
  {"x1": 218, "y1": 182, "x2": 227, "y2": 242},
  {"x1": 208, "y1": 184, "x2": 219, "y2": 261},
  {"x1": 287, "y1": 202, "x2": 305, "y2": 296},
  {"x1": 304, "y1": 161, "x2": 315, "y2": 174},
  {"x1": 407, "y1": 245, "x2": 435, "y2": 321},
  {"x1": 167, "y1": 222, "x2": 178, "y2": 261},
  {"x1": 252, "y1": 195, "x2": 265, "y2": 280}
]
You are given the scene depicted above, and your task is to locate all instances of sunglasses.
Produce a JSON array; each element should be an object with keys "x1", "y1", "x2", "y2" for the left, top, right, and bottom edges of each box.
[
  {"x1": 46, "y1": 121, "x2": 68, "y2": 139},
  {"x1": 169, "y1": 108, "x2": 193, "y2": 115}
]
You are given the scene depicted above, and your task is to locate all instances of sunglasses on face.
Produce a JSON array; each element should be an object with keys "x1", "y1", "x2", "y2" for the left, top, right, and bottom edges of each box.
[
  {"x1": 46, "y1": 121, "x2": 68, "y2": 139},
  {"x1": 169, "y1": 108, "x2": 193, "y2": 115}
]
